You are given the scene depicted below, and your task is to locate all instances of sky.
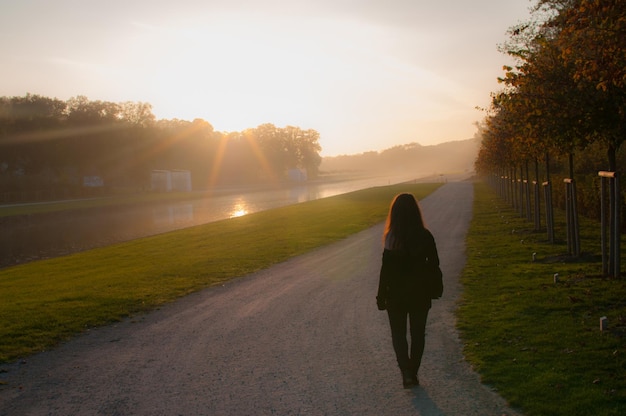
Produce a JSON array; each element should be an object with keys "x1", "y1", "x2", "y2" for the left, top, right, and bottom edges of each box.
[{"x1": 1, "y1": 0, "x2": 533, "y2": 156}]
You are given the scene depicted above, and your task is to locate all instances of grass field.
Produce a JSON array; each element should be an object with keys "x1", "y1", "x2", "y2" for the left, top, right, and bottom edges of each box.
[
  {"x1": 0, "y1": 183, "x2": 441, "y2": 363},
  {"x1": 2, "y1": 180, "x2": 625, "y2": 415},
  {"x1": 459, "y1": 181, "x2": 626, "y2": 416}
]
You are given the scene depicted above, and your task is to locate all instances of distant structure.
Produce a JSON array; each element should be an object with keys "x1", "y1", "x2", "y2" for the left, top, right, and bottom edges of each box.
[
  {"x1": 83, "y1": 176, "x2": 104, "y2": 187},
  {"x1": 171, "y1": 169, "x2": 192, "y2": 191},
  {"x1": 151, "y1": 170, "x2": 171, "y2": 192},
  {"x1": 151, "y1": 169, "x2": 192, "y2": 192}
]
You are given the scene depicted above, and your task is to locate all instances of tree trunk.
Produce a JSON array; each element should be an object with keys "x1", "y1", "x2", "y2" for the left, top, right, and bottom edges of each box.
[
  {"x1": 533, "y1": 158, "x2": 541, "y2": 230},
  {"x1": 545, "y1": 152, "x2": 554, "y2": 243},
  {"x1": 608, "y1": 143, "x2": 617, "y2": 172},
  {"x1": 524, "y1": 160, "x2": 531, "y2": 221},
  {"x1": 606, "y1": 143, "x2": 620, "y2": 276}
]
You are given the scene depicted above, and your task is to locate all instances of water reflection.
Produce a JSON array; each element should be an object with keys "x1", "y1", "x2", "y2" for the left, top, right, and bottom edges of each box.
[
  {"x1": 1, "y1": 174, "x2": 419, "y2": 269},
  {"x1": 229, "y1": 199, "x2": 249, "y2": 218},
  {"x1": 152, "y1": 204, "x2": 194, "y2": 226},
  {"x1": 287, "y1": 185, "x2": 312, "y2": 203}
]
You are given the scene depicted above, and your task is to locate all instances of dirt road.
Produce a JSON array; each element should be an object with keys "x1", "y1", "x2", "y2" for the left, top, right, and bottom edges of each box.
[{"x1": 0, "y1": 181, "x2": 522, "y2": 415}]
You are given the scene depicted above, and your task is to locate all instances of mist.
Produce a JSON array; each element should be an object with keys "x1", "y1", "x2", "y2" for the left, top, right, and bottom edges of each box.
[{"x1": 320, "y1": 138, "x2": 479, "y2": 178}]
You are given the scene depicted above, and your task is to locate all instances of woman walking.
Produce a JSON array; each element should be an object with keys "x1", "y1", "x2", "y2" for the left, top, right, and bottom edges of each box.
[{"x1": 376, "y1": 193, "x2": 441, "y2": 388}]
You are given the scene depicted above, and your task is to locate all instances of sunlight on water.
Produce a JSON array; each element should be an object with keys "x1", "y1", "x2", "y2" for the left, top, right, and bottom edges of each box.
[
  {"x1": 229, "y1": 199, "x2": 249, "y2": 218},
  {"x1": 2, "y1": 174, "x2": 429, "y2": 269},
  {"x1": 230, "y1": 209, "x2": 247, "y2": 218}
]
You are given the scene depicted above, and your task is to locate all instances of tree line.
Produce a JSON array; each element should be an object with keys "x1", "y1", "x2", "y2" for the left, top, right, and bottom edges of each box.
[
  {"x1": 321, "y1": 138, "x2": 479, "y2": 176},
  {"x1": 0, "y1": 94, "x2": 322, "y2": 200},
  {"x1": 475, "y1": 0, "x2": 625, "y2": 224}
]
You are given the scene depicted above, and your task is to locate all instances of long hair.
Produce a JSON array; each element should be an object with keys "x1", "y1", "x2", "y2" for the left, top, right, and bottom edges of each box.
[{"x1": 383, "y1": 193, "x2": 425, "y2": 250}]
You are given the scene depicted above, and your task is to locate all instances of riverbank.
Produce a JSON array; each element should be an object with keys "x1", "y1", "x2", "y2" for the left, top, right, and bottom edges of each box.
[
  {"x1": 0, "y1": 172, "x2": 377, "y2": 214},
  {"x1": 1, "y1": 180, "x2": 523, "y2": 416},
  {"x1": 0, "y1": 173, "x2": 448, "y2": 269},
  {"x1": 0, "y1": 171, "x2": 455, "y2": 216},
  {"x1": 0, "y1": 182, "x2": 442, "y2": 363}
]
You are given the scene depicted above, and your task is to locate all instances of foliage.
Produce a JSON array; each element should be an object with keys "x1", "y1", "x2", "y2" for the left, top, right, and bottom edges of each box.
[
  {"x1": 459, "y1": 182, "x2": 626, "y2": 416},
  {"x1": 476, "y1": 0, "x2": 625, "y2": 171},
  {"x1": 474, "y1": 0, "x2": 625, "y2": 228},
  {"x1": 0, "y1": 94, "x2": 323, "y2": 200}
]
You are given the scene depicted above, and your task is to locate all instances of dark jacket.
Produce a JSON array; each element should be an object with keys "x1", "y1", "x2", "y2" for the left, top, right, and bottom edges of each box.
[{"x1": 376, "y1": 229, "x2": 439, "y2": 311}]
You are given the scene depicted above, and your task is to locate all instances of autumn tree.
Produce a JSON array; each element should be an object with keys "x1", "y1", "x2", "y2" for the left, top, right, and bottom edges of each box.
[
  {"x1": 535, "y1": 0, "x2": 625, "y2": 170},
  {"x1": 480, "y1": 0, "x2": 625, "y2": 176}
]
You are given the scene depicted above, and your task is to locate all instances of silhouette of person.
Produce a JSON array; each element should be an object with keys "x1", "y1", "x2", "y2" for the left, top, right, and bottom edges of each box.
[{"x1": 376, "y1": 193, "x2": 441, "y2": 388}]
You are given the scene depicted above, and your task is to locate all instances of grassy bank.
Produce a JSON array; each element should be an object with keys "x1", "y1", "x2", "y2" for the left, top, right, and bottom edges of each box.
[
  {"x1": 0, "y1": 183, "x2": 441, "y2": 363},
  {"x1": 459, "y1": 181, "x2": 626, "y2": 416}
]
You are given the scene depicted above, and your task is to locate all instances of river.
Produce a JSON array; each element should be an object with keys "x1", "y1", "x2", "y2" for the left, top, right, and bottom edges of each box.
[{"x1": 1, "y1": 174, "x2": 431, "y2": 269}]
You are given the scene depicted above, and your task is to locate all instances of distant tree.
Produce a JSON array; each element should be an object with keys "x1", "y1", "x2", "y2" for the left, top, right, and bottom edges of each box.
[
  {"x1": 119, "y1": 101, "x2": 155, "y2": 128},
  {"x1": 296, "y1": 128, "x2": 322, "y2": 178},
  {"x1": 0, "y1": 93, "x2": 324, "y2": 196},
  {"x1": 0, "y1": 94, "x2": 66, "y2": 177}
]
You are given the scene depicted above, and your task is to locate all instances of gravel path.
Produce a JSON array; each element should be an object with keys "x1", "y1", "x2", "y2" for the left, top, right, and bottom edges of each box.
[{"x1": 0, "y1": 181, "x2": 523, "y2": 415}]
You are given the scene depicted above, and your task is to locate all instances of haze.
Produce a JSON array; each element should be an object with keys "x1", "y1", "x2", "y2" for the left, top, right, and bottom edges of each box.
[{"x1": 1, "y1": 0, "x2": 532, "y2": 156}]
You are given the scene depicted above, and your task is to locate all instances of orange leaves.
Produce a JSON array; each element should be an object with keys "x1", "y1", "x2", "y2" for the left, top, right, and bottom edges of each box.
[{"x1": 476, "y1": 0, "x2": 626, "y2": 176}]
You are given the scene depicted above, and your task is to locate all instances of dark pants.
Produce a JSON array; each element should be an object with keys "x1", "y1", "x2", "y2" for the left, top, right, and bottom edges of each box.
[{"x1": 387, "y1": 305, "x2": 430, "y2": 373}]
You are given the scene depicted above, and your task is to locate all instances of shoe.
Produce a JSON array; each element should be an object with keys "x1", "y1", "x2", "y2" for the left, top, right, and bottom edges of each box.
[
  {"x1": 411, "y1": 369, "x2": 419, "y2": 386},
  {"x1": 402, "y1": 370, "x2": 418, "y2": 388}
]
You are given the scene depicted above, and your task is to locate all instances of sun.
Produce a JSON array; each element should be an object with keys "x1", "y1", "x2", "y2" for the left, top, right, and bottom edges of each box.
[{"x1": 143, "y1": 18, "x2": 321, "y2": 132}]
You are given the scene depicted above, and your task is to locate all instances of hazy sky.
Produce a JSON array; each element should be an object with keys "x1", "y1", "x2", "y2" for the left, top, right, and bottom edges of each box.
[{"x1": 1, "y1": 0, "x2": 532, "y2": 156}]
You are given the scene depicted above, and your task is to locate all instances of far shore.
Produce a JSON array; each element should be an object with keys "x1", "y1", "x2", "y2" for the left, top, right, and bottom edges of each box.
[{"x1": 0, "y1": 170, "x2": 458, "y2": 217}]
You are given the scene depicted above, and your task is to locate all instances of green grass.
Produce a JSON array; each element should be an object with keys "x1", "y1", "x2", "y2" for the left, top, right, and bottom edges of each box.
[
  {"x1": 4, "y1": 179, "x2": 625, "y2": 415},
  {"x1": 458, "y1": 181, "x2": 626, "y2": 416},
  {"x1": 0, "y1": 183, "x2": 441, "y2": 363}
]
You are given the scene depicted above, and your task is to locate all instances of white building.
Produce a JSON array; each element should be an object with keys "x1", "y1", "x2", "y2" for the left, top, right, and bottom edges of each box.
[
  {"x1": 151, "y1": 170, "x2": 192, "y2": 192},
  {"x1": 171, "y1": 170, "x2": 192, "y2": 192},
  {"x1": 151, "y1": 170, "x2": 172, "y2": 192}
]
